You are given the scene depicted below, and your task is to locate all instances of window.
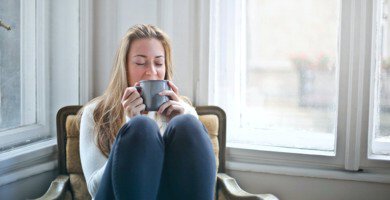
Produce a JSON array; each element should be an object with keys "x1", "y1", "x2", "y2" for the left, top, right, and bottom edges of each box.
[
  {"x1": 0, "y1": 0, "x2": 81, "y2": 187},
  {"x1": 0, "y1": 0, "x2": 80, "y2": 152},
  {"x1": 210, "y1": 0, "x2": 340, "y2": 155},
  {"x1": 0, "y1": 0, "x2": 44, "y2": 151},
  {"x1": 370, "y1": 0, "x2": 390, "y2": 158},
  {"x1": 207, "y1": 0, "x2": 390, "y2": 171}
]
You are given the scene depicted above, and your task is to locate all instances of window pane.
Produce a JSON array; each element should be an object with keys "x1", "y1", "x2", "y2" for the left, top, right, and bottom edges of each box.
[
  {"x1": 0, "y1": 0, "x2": 21, "y2": 131},
  {"x1": 379, "y1": 0, "x2": 390, "y2": 138},
  {"x1": 378, "y1": 0, "x2": 390, "y2": 139},
  {"x1": 372, "y1": 0, "x2": 390, "y2": 156},
  {"x1": 243, "y1": 0, "x2": 340, "y2": 151}
]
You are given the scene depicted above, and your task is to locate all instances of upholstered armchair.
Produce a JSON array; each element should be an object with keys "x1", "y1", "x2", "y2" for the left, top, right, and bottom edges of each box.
[{"x1": 35, "y1": 105, "x2": 278, "y2": 200}]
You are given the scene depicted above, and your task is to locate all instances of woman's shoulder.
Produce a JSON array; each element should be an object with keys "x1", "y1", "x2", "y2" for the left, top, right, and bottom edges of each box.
[
  {"x1": 80, "y1": 98, "x2": 101, "y2": 123},
  {"x1": 79, "y1": 100, "x2": 101, "y2": 135},
  {"x1": 83, "y1": 100, "x2": 99, "y2": 115}
]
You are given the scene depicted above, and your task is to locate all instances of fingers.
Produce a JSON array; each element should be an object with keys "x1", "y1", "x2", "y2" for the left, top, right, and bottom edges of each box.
[
  {"x1": 122, "y1": 87, "x2": 138, "y2": 102},
  {"x1": 122, "y1": 87, "x2": 144, "y2": 117},
  {"x1": 124, "y1": 103, "x2": 145, "y2": 117},
  {"x1": 122, "y1": 88, "x2": 141, "y2": 107},
  {"x1": 168, "y1": 81, "x2": 179, "y2": 94},
  {"x1": 166, "y1": 104, "x2": 183, "y2": 116},
  {"x1": 132, "y1": 104, "x2": 146, "y2": 115},
  {"x1": 122, "y1": 96, "x2": 143, "y2": 109},
  {"x1": 123, "y1": 99, "x2": 145, "y2": 117},
  {"x1": 159, "y1": 90, "x2": 179, "y2": 101},
  {"x1": 158, "y1": 81, "x2": 185, "y2": 119},
  {"x1": 158, "y1": 100, "x2": 184, "y2": 116}
]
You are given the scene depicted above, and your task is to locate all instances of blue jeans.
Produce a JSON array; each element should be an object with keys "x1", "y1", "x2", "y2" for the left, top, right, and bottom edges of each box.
[{"x1": 95, "y1": 114, "x2": 216, "y2": 200}]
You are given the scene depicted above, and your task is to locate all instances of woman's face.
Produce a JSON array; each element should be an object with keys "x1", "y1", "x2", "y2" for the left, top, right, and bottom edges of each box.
[{"x1": 127, "y1": 38, "x2": 166, "y2": 86}]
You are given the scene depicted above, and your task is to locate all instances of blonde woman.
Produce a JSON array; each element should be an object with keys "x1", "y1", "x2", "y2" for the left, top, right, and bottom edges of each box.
[{"x1": 79, "y1": 24, "x2": 216, "y2": 200}]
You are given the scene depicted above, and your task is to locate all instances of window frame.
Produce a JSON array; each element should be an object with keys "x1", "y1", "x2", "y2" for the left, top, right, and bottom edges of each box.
[
  {"x1": 0, "y1": 0, "x2": 85, "y2": 187},
  {"x1": 368, "y1": 0, "x2": 390, "y2": 159},
  {"x1": 197, "y1": 0, "x2": 390, "y2": 183},
  {"x1": 0, "y1": 0, "x2": 50, "y2": 150}
]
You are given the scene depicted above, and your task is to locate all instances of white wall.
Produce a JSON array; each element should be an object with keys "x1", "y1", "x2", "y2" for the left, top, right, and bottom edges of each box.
[
  {"x1": 229, "y1": 170, "x2": 390, "y2": 200},
  {"x1": 92, "y1": 0, "x2": 158, "y2": 97},
  {"x1": 0, "y1": 171, "x2": 57, "y2": 199},
  {"x1": 92, "y1": 0, "x2": 197, "y2": 102}
]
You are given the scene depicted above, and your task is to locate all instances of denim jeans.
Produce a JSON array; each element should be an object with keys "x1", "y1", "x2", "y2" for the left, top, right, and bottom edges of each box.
[{"x1": 95, "y1": 114, "x2": 216, "y2": 200}]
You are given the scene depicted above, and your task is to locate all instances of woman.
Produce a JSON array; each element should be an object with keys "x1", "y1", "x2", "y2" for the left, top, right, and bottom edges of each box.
[{"x1": 79, "y1": 24, "x2": 216, "y2": 200}]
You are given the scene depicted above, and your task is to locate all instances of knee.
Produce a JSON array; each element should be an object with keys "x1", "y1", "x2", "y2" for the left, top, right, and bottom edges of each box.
[
  {"x1": 170, "y1": 114, "x2": 200, "y2": 129},
  {"x1": 126, "y1": 115, "x2": 157, "y2": 129},
  {"x1": 120, "y1": 116, "x2": 160, "y2": 141},
  {"x1": 167, "y1": 114, "x2": 206, "y2": 137}
]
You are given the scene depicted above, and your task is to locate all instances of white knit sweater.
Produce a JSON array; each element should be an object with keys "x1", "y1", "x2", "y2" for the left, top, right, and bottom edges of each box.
[{"x1": 79, "y1": 101, "x2": 198, "y2": 198}]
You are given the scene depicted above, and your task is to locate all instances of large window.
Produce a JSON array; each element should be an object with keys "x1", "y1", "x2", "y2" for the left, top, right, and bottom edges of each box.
[
  {"x1": 370, "y1": 0, "x2": 390, "y2": 158},
  {"x1": 244, "y1": 0, "x2": 338, "y2": 153},
  {"x1": 0, "y1": 0, "x2": 81, "y2": 187},
  {"x1": 0, "y1": 0, "x2": 42, "y2": 151},
  {"x1": 209, "y1": 0, "x2": 390, "y2": 170},
  {"x1": 0, "y1": 0, "x2": 22, "y2": 131},
  {"x1": 0, "y1": 0, "x2": 80, "y2": 152}
]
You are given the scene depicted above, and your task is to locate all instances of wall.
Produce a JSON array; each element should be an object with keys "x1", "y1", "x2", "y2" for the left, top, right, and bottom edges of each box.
[
  {"x1": 0, "y1": 171, "x2": 57, "y2": 199},
  {"x1": 92, "y1": 0, "x2": 197, "y2": 102},
  {"x1": 229, "y1": 170, "x2": 390, "y2": 200}
]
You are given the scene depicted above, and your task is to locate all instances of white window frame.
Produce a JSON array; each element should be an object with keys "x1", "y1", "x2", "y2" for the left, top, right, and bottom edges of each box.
[
  {"x1": 0, "y1": 0, "x2": 50, "y2": 150},
  {"x1": 197, "y1": 0, "x2": 390, "y2": 184},
  {"x1": 0, "y1": 0, "x2": 85, "y2": 187},
  {"x1": 0, "y1": 0, "x2": 52, "y2": 187}
]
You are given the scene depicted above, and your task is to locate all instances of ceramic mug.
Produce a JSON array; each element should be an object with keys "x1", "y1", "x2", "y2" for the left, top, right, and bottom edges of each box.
[{"x1": 136, "y1": 80, "x2": 171, "y2": 111}]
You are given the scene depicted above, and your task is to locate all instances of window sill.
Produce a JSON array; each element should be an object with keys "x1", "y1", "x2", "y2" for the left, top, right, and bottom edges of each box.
[
  {"x1": 226, "y1": 146, "x2": 390, "y2": 184},
  {"x1": 229, "y1": 129, "x2": 335, "y2": 154},
  {"x1": 0, "y1": 139, "x2": 57, "y2": 187}
]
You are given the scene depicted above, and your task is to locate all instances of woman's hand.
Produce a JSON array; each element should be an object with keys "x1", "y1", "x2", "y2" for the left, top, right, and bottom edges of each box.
[
  {"x1": 121, "y1": 84, "x2": 145, "y2": 118},
  {"x1": 158, "y1": 81, "x2": 186, "y2": 121}
]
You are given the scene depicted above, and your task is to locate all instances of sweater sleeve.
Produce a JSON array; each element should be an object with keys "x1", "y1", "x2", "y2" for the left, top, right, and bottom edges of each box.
[
  {"x1": 182, "y1": 101, "x2": 198, "y2": 119},
  {"x1": 180, "y1": 96, "x2": 198, "y2": 119},
  {"x1": 79, "y1": 103, "x2": 108, "y2": 198}
]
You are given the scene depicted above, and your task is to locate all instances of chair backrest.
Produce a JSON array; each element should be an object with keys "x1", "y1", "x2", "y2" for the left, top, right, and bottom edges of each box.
[{"x1": 56, "y1": 105, "x2": 226, "y2": 199}]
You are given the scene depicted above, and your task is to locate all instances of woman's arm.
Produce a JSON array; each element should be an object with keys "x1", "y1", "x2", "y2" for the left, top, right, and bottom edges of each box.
[{"x1": 79, "y1": 102, "x2": 108, "y2": 198}]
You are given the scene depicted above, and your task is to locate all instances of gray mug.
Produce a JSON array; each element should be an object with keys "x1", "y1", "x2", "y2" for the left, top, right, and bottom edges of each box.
[{"x1": 136, "y1": 80, "x2": 171, "y2": 111}]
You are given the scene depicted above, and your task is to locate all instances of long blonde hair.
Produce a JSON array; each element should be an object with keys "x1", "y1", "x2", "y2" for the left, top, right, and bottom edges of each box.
[{"x1": 80, "y1": 24, "x2": 173, "y2": 157}]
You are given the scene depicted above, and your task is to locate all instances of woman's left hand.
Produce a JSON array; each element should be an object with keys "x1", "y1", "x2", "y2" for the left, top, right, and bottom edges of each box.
[{"x1": 158, "y1": 81, "x2": 186, "y2": 120}]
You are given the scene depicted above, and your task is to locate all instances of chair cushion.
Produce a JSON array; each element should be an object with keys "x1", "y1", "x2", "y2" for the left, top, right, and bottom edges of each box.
[
  {"x1": 66, "y1": 116, "x2": 83, "y2": 174},
  {"x1": 69, "y1": 174, "x2": 91, "y2": 200},
  {"x1": 199, "y1": 114, "x2": 220, "y2": 171},
  {"x1": 66, "y1": 116, "x2": 92, "y2": 199}
]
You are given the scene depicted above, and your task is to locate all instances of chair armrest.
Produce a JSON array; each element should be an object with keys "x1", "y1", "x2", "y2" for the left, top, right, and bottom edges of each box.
[
  {"x1": 217, "y1": 173, "x2": 278, "y2": 200},
  {"x1": 34, "y1": 175, "x2": 70, "y2": 200}
]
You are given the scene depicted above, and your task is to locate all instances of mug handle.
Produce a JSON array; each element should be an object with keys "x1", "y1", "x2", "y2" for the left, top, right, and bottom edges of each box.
[{"x1": 135, "y1": 86, "x2": 142, "y2": 94}]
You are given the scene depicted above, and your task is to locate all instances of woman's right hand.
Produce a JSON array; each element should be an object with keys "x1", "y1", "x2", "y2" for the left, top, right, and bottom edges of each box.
[{"x1": 121, "y1": 86, "x2": 145, "y2": 118}]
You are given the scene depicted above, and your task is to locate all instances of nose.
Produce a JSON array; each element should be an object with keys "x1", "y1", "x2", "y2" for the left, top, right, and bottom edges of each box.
[{"x1": 145, "y1": 63, "x2": 157, "y2": 76}]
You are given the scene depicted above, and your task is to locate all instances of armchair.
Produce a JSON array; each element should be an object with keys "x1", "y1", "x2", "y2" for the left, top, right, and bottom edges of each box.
[{"x1": 35, "y1": 105, "x2": 278, "y2": 200}]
